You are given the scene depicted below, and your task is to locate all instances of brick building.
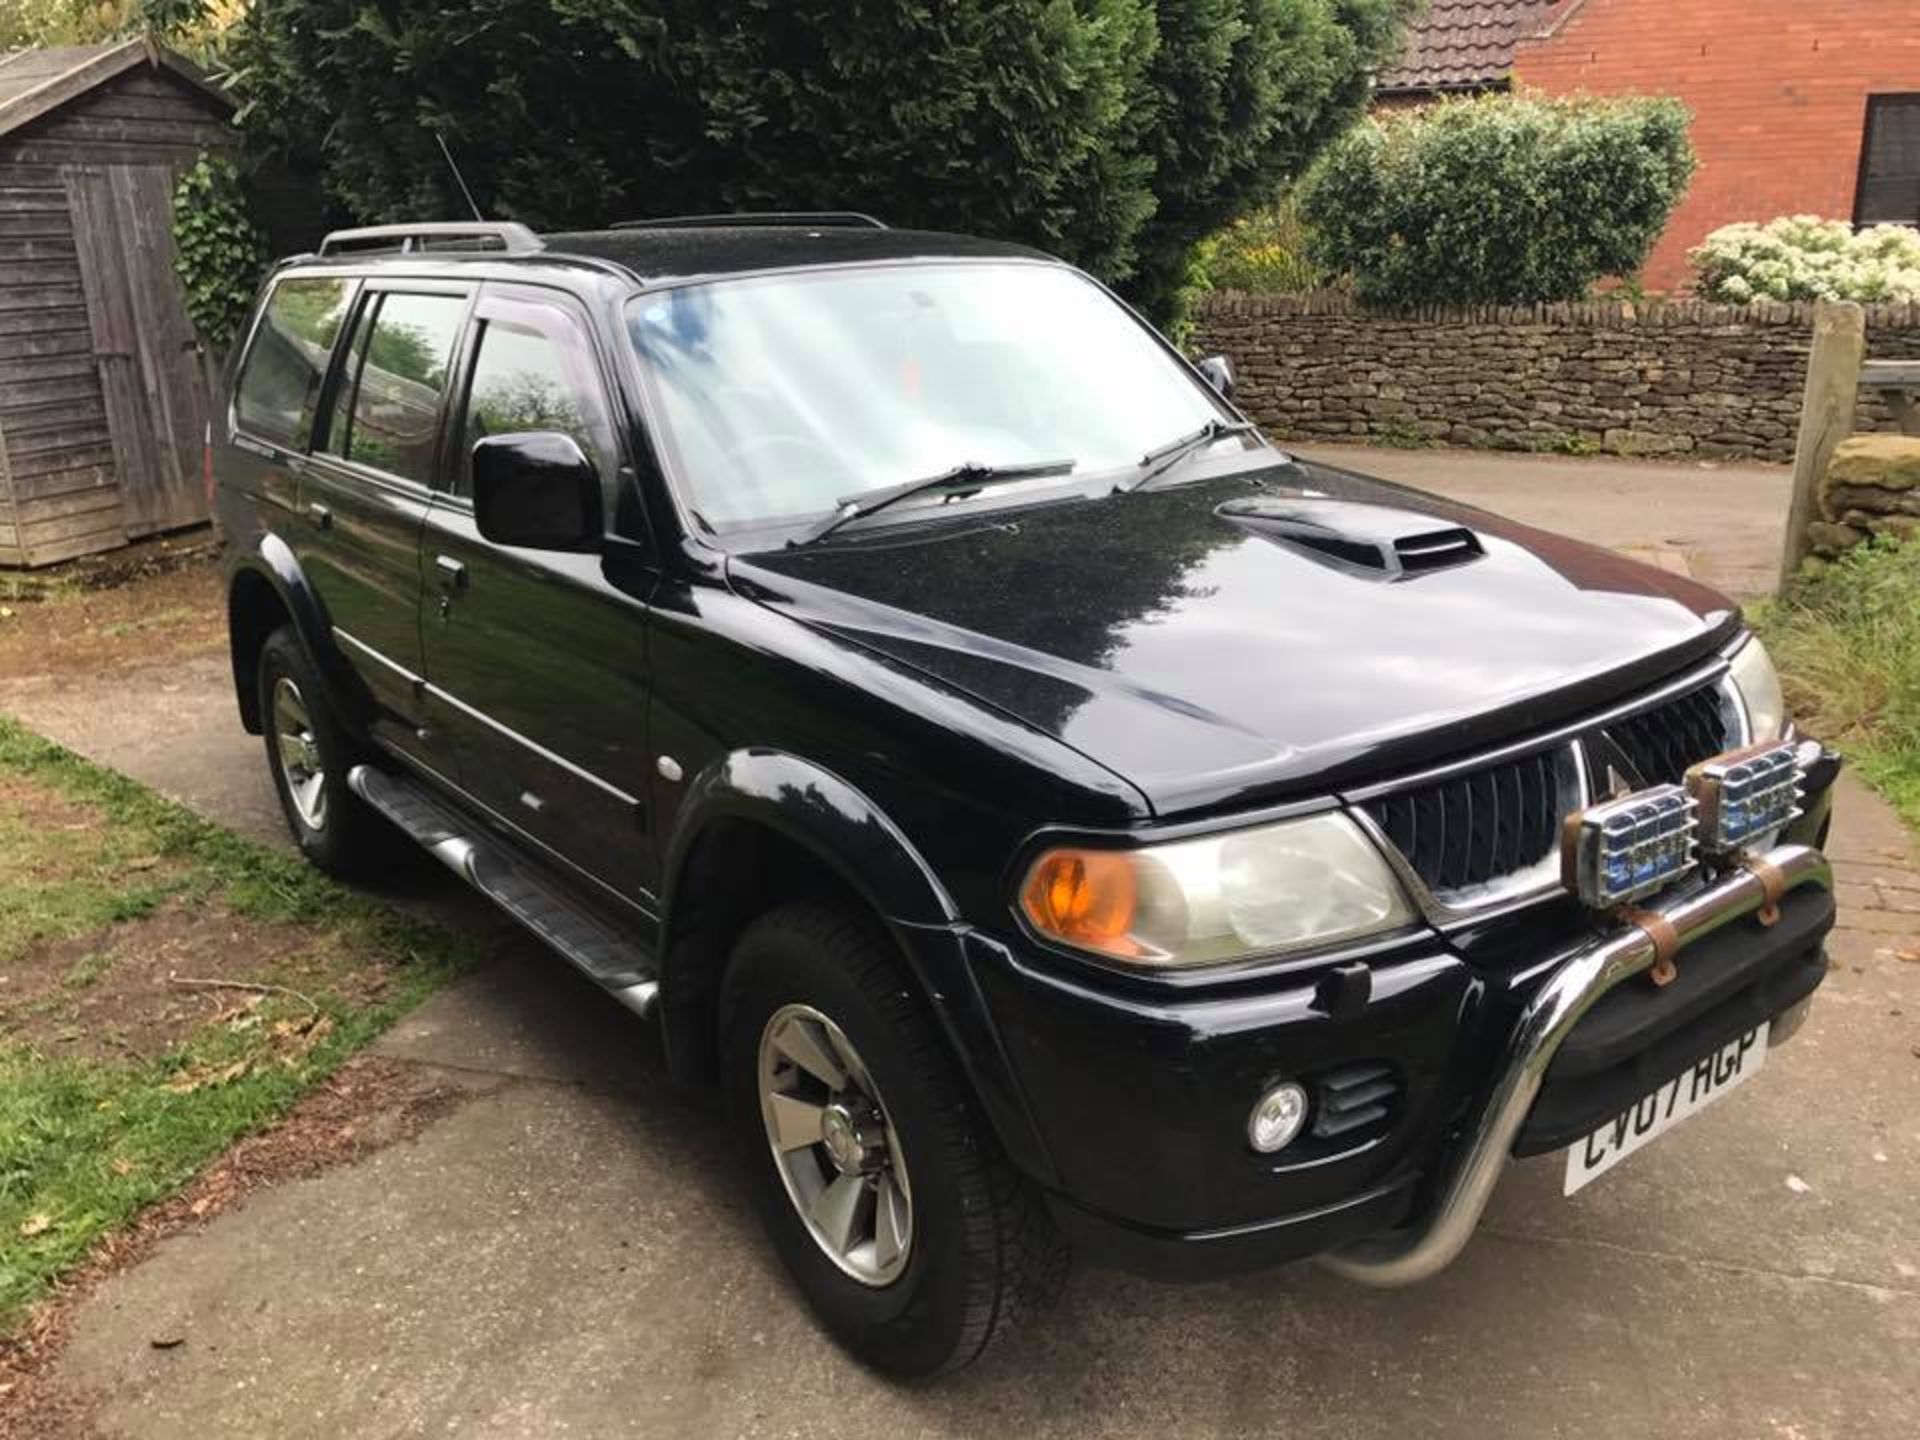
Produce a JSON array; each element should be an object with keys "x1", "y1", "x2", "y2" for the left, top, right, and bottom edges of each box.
[{"x1": 1376, "y1": 0, "x2": 1920, "y2": 292}]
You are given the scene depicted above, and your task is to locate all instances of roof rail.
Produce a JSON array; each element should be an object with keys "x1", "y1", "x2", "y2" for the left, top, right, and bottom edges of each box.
[
  {"x1": 610, "y1": 211, "x2": 888, "y2": 232},
  {"x1": 316, "y1": 222, "x2": 544, "y2": 257}
]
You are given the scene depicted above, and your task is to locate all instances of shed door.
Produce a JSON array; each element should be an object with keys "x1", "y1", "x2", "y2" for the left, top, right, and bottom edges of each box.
[{"x1": 62, "y1": 164, "x2": 210, "y2": 537}]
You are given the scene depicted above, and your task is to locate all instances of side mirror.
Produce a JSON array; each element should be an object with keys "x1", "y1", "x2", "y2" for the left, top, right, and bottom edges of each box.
[
  {"x1": 1196, "y1": 354, "x2": 1235, "y2": 401},
  {"x1": 471, "y1": 432, "x2": 602, "y2": 551}
]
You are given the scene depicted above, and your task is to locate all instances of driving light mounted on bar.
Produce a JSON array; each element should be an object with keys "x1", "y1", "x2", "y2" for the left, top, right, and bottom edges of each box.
[
  {"x1": 1685, "y1": 741, "x2": 1803, "y2": 854},
  {"x1": 1562, "y1": 785, "x2": 1698, "y2": 908},
  {"x1": 1560, "y1": 740, "x2": 1808, "y2": 910}
]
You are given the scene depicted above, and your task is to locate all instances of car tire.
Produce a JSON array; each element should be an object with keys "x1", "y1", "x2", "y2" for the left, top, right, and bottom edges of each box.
[
  {"x1": 719, "y1": 901, "x2": 1068, "y2": 1376},
  {"x1": 257, "y1": 625, "x2": 394, "y2": 877}
]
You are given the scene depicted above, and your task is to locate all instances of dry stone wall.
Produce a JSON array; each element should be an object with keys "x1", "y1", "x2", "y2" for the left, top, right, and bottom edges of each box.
[
  {"x1": 1190, "y1": 294, "x2": 1920, "y2": 464},
  {"x1": 1809, "y1": 433, "x2": 1920, "y2": 559}
]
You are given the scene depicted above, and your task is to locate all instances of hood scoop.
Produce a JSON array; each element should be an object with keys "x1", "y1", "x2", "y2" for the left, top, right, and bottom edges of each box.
[{"x1": 1217, "y1": 496, "x2": 1484, "y2": 581}]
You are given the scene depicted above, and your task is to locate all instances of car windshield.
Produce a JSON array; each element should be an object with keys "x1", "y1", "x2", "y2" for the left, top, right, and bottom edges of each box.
[{"x1": 625, "y1": 262, "x2": 1232, "y2": 534}]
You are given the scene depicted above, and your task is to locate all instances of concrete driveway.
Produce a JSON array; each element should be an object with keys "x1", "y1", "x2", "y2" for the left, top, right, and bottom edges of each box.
[{"x1": 4, "y1": 448, "x2": 1917, "y2": 1438}]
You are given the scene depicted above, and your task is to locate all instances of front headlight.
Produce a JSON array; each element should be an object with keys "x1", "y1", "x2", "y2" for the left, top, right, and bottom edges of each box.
[
  {"x1": 1728, "y1": 636, "x2": 1787, "y2": 741},
  {"x1": 1018, "y1": 812, "x2": 1415, "y2": 969}
]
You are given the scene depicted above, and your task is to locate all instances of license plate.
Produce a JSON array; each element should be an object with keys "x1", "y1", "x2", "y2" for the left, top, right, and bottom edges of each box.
[{"x1": 1563, "y1": 1022, "x2": 1769, "y2": 1196}]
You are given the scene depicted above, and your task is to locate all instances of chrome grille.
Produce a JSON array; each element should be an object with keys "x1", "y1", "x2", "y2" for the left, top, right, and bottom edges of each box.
[
  {"x1": 1363, "y1": 748, "x2": 1565, "y2": 895},
  {"x1": 1602, "y1": 685, "x2": 1733, "y2": 787},
  {"x1": 1363, "y1": 681, "x2": 1737, "y2": 904}
]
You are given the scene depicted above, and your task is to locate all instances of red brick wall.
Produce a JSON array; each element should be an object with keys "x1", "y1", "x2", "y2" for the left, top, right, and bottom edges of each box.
[{"x1": 1513, "y1": 0, "x2": 1920, "y2": 291}]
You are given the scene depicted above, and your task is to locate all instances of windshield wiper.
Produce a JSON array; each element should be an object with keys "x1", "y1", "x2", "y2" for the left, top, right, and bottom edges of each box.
[
  {"x1": 1117, "y1": 418, "x2": 1260, "y2": 494},
  {"x1": 789, "y1": 457, "x2": 1076, "y2": 547}
]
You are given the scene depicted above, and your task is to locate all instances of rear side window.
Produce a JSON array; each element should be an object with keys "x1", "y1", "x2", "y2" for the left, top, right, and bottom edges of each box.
[
  {"x1": 233, "y1": 277, "x2": 352, "y2": 448},
  {"x1": 327, "y1": 292, "x2": 466, "y2": 485}
]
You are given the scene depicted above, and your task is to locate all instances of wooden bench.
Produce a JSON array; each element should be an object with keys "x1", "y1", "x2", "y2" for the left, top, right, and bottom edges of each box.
[{"x1": 1861, "y1": 359, "x2": 1920, "y2": 436}]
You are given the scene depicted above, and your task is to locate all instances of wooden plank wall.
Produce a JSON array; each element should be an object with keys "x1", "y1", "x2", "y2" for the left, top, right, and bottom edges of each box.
[{"x1": 0, "y1": 65, "x2": 236, "y2": 566}]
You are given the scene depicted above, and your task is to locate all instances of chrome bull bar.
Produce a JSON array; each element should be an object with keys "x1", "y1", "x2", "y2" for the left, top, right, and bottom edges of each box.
[{"x1": 1320, "y1": 841, "x2": 1832, "y2": 1288}]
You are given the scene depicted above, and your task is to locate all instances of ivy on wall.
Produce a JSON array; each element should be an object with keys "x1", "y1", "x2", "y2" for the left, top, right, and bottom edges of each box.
[{"x1": 172, "y1": 155, "x2": 269, "y2": 356}]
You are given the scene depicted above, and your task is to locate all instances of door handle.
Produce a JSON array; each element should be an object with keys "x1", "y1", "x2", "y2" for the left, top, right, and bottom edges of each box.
[
  {"x1": 307, "y1": 502, "x2": 332, "y2": 530},
  {"x1": 434, "y1": 555, "x2": 468, "y2": 590}
]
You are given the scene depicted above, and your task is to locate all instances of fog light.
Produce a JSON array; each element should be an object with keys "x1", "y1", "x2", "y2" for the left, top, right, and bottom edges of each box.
[
  {"x1": 1562, "y1": 784, "x2": 1697, "y2": 908},
  {"x1": 1248, "y1": 1081, "x2": 1309, "y2": 1154},
  {"x1": 1687, "y1": 741, "x2": 1802, "y2": 853}
]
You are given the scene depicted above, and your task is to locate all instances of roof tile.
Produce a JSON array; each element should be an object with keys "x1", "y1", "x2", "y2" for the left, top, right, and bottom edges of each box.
[{"x1": 1377, "y1": 0, "x2": 1563, "y2": 93}]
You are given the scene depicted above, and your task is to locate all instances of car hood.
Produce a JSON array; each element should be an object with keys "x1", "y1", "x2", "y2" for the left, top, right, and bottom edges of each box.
[{"x1": 730, "y1": 457, "x2": 1741, "y2": 816}]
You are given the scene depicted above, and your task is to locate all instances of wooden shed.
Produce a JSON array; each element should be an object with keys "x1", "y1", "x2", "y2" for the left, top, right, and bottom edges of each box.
[{"x1": 0, "y1": 39, "x2": 237, "y2": 568}]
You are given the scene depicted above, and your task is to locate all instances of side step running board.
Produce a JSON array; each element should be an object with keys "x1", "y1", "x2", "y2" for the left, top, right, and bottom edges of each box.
[{"x1": 347, "y1": 764, "x2": 659, "y2": 1020}]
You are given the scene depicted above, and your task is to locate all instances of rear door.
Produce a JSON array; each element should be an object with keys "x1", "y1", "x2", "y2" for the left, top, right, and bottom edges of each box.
[
  {"x1": 419, "y1": 282, "x2": 659, "y2": 902},
  {"x1": 229, "y1": 274, "x2": 354, "y2": 523},
  {"x1": 297, "y1": 281, "x2": 472, "y2": 775}
]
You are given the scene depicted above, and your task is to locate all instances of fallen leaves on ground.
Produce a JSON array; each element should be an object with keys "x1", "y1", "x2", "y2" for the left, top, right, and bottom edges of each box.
[{"x1": 162, "y1": 1060, "x2": 249, "y2": 1095}]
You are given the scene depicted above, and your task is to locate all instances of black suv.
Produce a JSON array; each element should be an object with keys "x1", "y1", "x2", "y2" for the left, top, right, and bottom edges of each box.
[{"x1": 217, "y1": 215, "x2": 1839, "y2": 1375}]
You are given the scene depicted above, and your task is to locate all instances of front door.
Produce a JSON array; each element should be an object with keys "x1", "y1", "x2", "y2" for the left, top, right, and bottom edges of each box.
[
  {"x1": 64, "y1": 163, "x2": 210, "y2": 537},
  {"x1": 297, "y1": 282, "x2": 472, "y2": 774},
  {"x1": 420, "y1": 283, "x2": 659, "y2": 904}
]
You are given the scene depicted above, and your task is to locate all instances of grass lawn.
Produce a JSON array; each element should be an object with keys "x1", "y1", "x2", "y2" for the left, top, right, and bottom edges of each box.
[
  {"x1": 0, "y1": 715, "x2": 466, "y2": 1333},
  {"x1": 1757, "y1": 537, "x2": 1920, "y2": 832}
]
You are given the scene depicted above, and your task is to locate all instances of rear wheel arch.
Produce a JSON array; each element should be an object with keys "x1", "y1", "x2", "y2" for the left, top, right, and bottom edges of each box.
[
  {"x1": 226, "y1": 537, "x2": 350, "y2": 736},
  {"x1": 228, "y1": 566, "x2": 292, "y2": 733}
]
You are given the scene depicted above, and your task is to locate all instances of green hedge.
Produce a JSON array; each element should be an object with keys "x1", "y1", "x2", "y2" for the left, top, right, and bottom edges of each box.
[
  {"x1": 1297, "y1": 93, "x2": 1696, "y2": 305},
  {"x1": 222, "y1": 0, "x2": 1415, "y2": 323}
]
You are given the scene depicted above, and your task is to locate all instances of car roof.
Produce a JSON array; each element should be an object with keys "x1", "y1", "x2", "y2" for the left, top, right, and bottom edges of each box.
[
  {"x1": 283, "y1": 222, "x2": 1058, "y2": 290},
  {"x1": 541, "y1": 224, "x2": 1054, "y2": 285}
]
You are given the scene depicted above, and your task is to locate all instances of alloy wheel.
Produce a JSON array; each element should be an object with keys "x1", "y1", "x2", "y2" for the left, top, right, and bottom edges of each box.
[
  {"x1": 758, "y1": 1003, "x2": 914, "y2": 1286},
  {"x1": 271, "y1": 676, "x2": 328, "y2": 831}
]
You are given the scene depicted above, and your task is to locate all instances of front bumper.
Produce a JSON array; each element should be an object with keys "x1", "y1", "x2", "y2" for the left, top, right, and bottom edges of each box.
[
  {"x1": 1321, "y1": 839, "x2": 1832, "y2": 1286},
  {"x1": 927, "y1": 772, "x2": 1840, "y2": 1284}
]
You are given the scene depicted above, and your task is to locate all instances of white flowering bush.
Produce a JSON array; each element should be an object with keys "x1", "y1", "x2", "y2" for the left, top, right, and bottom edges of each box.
[{"x1": 1691, "y1": 216, "x2": 1920, "y2": 303}]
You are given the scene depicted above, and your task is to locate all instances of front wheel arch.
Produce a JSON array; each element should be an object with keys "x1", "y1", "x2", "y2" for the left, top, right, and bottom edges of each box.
[{"x1": 655, "y1": 751, "x2": 962, "y2": 1089}]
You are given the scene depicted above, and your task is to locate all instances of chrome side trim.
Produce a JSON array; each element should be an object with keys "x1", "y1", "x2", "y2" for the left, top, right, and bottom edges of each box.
[
  {"x1": 1340, "y1": 654, "x2": 1731, "y2": 804},
  {"x1": 1320, "y1": 841, "x2": 1832, "y2": 1288},
  {"x1": 332, "y1": 627, "x2": 424, "y2": 685},
  {"x1": 422, "y1": 681, "x2": 642, "y2": 807},
  {"x1": 611, "y1": 980, "x2": 660, "y2": 1020}
]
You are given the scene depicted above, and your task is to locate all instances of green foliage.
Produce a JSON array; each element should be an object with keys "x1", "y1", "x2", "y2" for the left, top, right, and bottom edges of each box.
[
  {"x1": 1127, "y1": 0, "x2": 1409, "y2": 320},
  {"x1": 222, "y1": 0, "x2": 1414, "y2": 324},
  {"x1": 1190, "y1": 191, "x2": 1324, "y2": 295},
  {"x1": 0, "y1": 0, "x2": 32, "y2": 46},
  {"x1": 1, "y1": 0, "x2": 129, "y2": 46},
  {"x1": 1756, "y1": 537, "x2": 1920, "y2": 833},
  {"x1": 171, "y1": 154, "x2": 269, "y2": 355},
  {"x1": 1298, "y1": 93, "x2": 1697, "y2": 306},
  {"x1": 2, "y1": 0, "x2": 223, "y2": 45},
  {"x1": 1, "y1": 0, "x2": 217, "y2": 48},
  {"x1": 1691, "y1": 216, "x2": 1920, "y2": 304}
]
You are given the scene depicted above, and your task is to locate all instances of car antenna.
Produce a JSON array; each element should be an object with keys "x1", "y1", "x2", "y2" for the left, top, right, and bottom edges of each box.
[{"x1": 433, "y1": 130, "x2": 485, "y2": 222}]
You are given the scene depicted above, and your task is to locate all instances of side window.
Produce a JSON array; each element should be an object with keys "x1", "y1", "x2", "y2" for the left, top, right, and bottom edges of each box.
[
  {"x1": 337, "y1": 292, "x2": 466, "y2": 485},
  {"x1": 319, "y1": 297, "x2": 376, "y2": 460},
  {"x1": 459, "y1": 297, "x2": 617, "y2": 495},
  {"x1": 233, "y1": 277, "x2": 352, "y2": 448}
]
